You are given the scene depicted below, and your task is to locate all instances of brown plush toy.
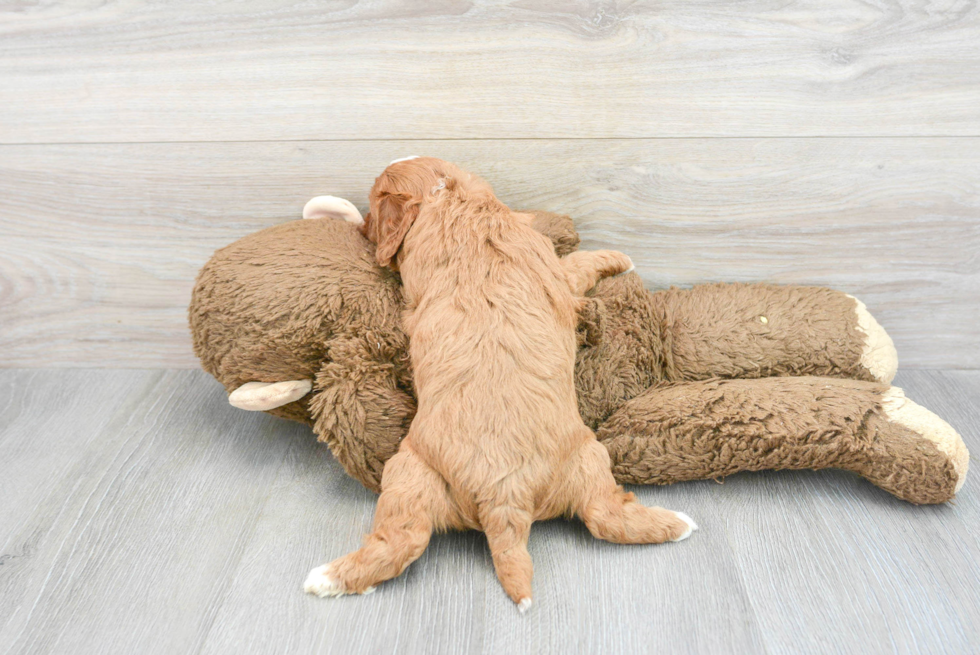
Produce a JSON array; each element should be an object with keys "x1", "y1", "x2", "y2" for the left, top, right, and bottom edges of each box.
[{"x1": 189, "y1": 197, "x2": 969, "y2": 505}]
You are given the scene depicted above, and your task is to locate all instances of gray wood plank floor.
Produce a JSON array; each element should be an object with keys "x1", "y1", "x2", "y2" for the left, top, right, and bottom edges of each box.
[{"x1": 1, "y1": 369, "x2": 977, "y2": 655}]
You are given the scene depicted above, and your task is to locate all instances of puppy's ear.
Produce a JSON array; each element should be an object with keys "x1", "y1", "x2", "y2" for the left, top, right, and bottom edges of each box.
[{"x1": 373, "y1": 192, "x2": 420, "y2": 269}]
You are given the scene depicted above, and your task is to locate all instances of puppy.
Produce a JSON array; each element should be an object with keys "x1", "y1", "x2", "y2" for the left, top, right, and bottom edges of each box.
[{"x1": 305, "y1": 158, "x2": 696, "y2": 611}]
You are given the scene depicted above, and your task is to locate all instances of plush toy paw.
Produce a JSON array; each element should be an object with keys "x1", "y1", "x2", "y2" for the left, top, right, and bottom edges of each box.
[
  {"x1": 848, "y1": 295, "x2": 898, "y2": 384},
  {"x1": 228, "y1": 380, "x2": 312, "y2": 411},
  {"x1": 882, "y1": 387, "x2": 969, "y2": 493},
  {"x1": 302, "y1": 195, "x2": 364, "y2": 224}
]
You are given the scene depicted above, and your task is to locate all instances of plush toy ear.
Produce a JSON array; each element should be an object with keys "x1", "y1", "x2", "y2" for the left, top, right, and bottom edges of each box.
[
  {"x1": 302, "y1": 195, "x2": 363, "y2": 224},
  {"x1": 372, "y1": 192, "x2": 421, "y2": 269}
]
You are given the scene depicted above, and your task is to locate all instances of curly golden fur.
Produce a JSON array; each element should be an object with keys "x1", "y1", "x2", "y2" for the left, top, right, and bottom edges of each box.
[{"x1": 305, "y1": 158, "x2": 694, "y2": 608}]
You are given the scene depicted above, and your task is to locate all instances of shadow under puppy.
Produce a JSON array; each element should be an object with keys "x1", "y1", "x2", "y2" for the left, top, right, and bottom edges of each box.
[{"x1": 304, "y1": 157, "x2": 696, "y2": 611}]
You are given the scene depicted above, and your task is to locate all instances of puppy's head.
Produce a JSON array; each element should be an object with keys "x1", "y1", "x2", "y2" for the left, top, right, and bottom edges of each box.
[{"x1": 362, "y1": 157, "x2": 468, "y2": 268}]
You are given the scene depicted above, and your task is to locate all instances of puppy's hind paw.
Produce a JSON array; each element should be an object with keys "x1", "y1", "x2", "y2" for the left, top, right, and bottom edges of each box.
[
  {"x1": 671, "y1": 512, "x2": 698, "y2": 542},
  {"x1": 304, "y1": 564, "x2": 375, "y2": 598},
  {"x1": 517, "y1": 597, "x2": 533, "y2": 614},
  {"x1": 304, "y1": 565, "x2": 344, "y2": 597},
  {"x1": 303, "y1": 565, "x2": 347, "y2": 597}
]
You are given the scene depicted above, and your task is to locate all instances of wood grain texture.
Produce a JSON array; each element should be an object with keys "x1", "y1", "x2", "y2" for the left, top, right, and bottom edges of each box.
[
  {"x1": 0, "y1": 370, "x2": 298, "y2": 654},
  {"x1": 2, "y1": 1, "x2": 980, "y2": 143},
  {"x1": 2, "y1": 138, "x2": 978, "y2": 368},
  {"x1": 0, "y1": 369, "x2": 977, "y2": 654},
  {"x1": 715, "y1": 369, "x2": 980, "y2": 654}
]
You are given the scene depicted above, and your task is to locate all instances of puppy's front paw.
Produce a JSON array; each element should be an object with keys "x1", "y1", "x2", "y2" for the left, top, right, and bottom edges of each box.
[
  {"x1": 598, "y1": 250, "x2": 634, "y2": 277},
  {"x1": 615, "y1": 256, "x2": 635, "y2": 276}
]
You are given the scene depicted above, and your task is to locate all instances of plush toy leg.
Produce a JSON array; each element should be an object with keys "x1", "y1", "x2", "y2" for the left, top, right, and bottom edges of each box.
[
  {"x1": 881, "y1": 386, "x2": 969, "y2": 493},
  {"x1": 576, "y1": 277, "x2": 897, "y2": 430},
  {"x1": 228, "y1": 380, "x2": 313, "y2": 411},
  {"x1": 645, "y1": 282, "x2": 897, "y2": 383},
  {"x1": 302, "y1": 195, "x2": 364, "y2": 224},
  {"x1": 596, "y1": 376, "x2": 968, "y2": 504},
  {"x1": 848, "y1": 295, "x2": 899, "y2": 384}
]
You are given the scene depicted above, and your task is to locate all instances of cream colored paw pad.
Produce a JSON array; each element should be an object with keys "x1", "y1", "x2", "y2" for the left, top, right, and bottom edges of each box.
[
  {"x1": 883, "y1": 387, "x2": 970, "y2": 492},
  {"x1": 848, "y1": 295, "x2": 898, "y2": 384},
  {"x1": 302, "y1": 195, "x2": 364, "y2": 224},
  {"x1": 228, "y1": 380, "x2": 313, "y2": 411}
]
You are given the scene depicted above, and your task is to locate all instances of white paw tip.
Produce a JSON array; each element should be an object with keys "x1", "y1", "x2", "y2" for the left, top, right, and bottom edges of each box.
[
  {"x1": 517, "y1": 597, "x2": 533, "y2": 613},
  {"x1": 390, "y1": 155, "x2": 420, "y2": 165},
  {"x1": 304, "y1": 565, "x2": 347, "y2": 598},
  {"x1": 302, "y1": 195, "x2": 364, "y2": 225},
  {"x1": 615, "y1": 258, "x2": 635, "y2": 276},
  {"x1": 673, "y1": 511, "x2": 698, "y2": 541}
]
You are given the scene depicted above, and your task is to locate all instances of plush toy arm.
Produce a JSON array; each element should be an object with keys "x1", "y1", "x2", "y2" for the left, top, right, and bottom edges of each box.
[
  {"x1": 650, "y1": 282, "x2": 898, "y2": 384},
  {"x1": 307, "y1": 332, "x2": 416, "y2": 493},
  {"x1": 524, "y1": 210, "x2": 581, "y2": 257},
  {"x1": 596, "y1": 376, "x2": 968, "y2": 504}
]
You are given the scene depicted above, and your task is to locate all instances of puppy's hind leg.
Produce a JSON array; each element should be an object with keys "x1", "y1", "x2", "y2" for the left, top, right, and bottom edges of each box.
[
  {"x1": 567, "y1": 439, "x2": 696, "y2": 544},
  {"x1": 560, "y1": 250, "x2": 635, "y2": 296},
  {"x1": 304, "y1": 443, "x2": 457, "y2": 597},
  {"x1": 480, "y1": 505, "x2": 534, "y2": 612}
]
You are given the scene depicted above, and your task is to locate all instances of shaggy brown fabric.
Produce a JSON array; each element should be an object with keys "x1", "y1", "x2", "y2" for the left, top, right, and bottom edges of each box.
[
  {"x1": 573, "y1": 275, "x2": 872, "y2": 430},
  {"x1": 189, "y1": 211, "x2": 965, "y2": 502},
  {"x1": 190, "y1": 218, "x2": 414, "y2": 488},
  {"x1": 528, "y1": 210, "x2": 580, "y2": 257},
  {"x1": 597, "y1": 377, "x2": 957, "y2": 505}
]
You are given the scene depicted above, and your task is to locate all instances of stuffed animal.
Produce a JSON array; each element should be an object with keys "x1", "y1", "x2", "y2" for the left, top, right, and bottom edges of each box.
[{"x1": 189, "y1": 197, "x2": 969, "y2": 505}]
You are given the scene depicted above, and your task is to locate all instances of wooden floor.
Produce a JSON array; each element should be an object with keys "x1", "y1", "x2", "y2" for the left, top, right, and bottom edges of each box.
[{"x1": 0, "y1": 368, "x2": 977, "y2": 655}]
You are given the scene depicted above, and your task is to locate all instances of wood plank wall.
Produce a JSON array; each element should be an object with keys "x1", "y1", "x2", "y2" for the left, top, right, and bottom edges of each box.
[{"x1": 1, "y1": 1, "x2": 978, "y2": 368}]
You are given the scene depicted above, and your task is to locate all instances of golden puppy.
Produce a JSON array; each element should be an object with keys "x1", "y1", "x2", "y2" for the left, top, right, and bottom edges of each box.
[{"x1": 304, "y1": 157, "x2": 696, "y2": 611}]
